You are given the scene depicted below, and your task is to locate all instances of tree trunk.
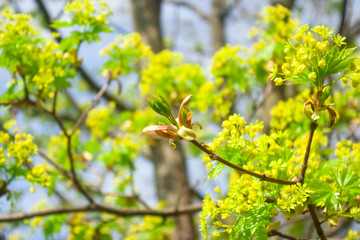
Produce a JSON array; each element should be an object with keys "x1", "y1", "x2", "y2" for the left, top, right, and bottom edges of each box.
[
  {"x1": 151, "y1": 140, "x2": 196, "y2": 240},
  {"x1": 131, "y1": 1, "x2": 197, "y2": 239},
  {"x1": 131, "y1": 0, "x2": 164, "y2": 53},
  {"x1": 211, "y1": 0, "x2": 226, "y2": 52}
]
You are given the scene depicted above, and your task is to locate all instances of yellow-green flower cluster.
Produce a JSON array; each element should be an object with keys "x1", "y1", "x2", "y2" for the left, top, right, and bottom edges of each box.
[
  {"x1": 211, "y1": 114, "x2": 263, "y2": 149},
  {"x1": 28, "y1": 42, "x2": 77, "y2": 93},
  {"x1": 346, "y1": 230, "x2": 360, "y2": 240},
  {"x1": 0, "y1": 132, "x2": 11, "y2": 166},
  {"x1": 199, "y1": 193, "x2": 218, "y2": 238},
  {"x1": 335, "y1": 140, "x2": 360, "y2": 171},
  {"x1": 7, "y1": 133, "x2": 37, "y2": 166},
  {"x1": 270, "y1": 89, "x2": 311, "y2": 132},
  {"x1": 141, "y1": 50, "x2": 204, "y2": 99},
  {"x1": 199, "y1": 174, "x2": 275, "y2": 239},
  {"x1": 141, "y1": 50, "x2": 219, "y2": 115},
  {"x1": 101, "y1": 33, "x2": 151, "y2": 78},
  {"x1": 211, "y1": 45, "x2": 249, "y2": 92},
  {"x1": 204, "y1": 115, "x2": 304, "y2": 189},
  {"x1": 277, "y1": 183, "x2": 309, "y2": 212},
  {"x1": 247, "y1": 4, "x2": 298, "y2": 86},
  {"x1": 350, "y1": 207, "x2": 360, "y2": 221},
  {"x1": 86, "y1": 102, "x2": 117, "y2": 139},
  {"x1": 285, "y1": 130, "x2": 327, "y2": 179},
  {"x1": 67, "y1": 213, "x2": 96, "y2": 240},
  {"x1": 64, "y1": 0, "x2": 111, "y2": 30},
  {"x1": 26, "y1": 165, "x2": 50, "y2": 188},
  {"x1": 0, "y1": 9, "x2": 77, "y2": 97},
  {"x1": 272, "y1": 24, "x2": 359, "y2": 88},
  {"x1": 223, "y1": 174, "x2": 267, "y2": 212},
  {"x1": 0, "y1": 132, "x2": 49, "y2": 194},
  {"x1": 0, "y1": 9, "x2": 37, "y2": 45},
  {"x1": 254, "y1": 4, "x2": 299, "y2": 44}
]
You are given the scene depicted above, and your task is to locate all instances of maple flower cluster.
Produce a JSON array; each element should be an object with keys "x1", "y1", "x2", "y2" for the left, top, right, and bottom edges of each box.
[{"x1": 271, "y1": 24, "x2": 359, "y2": 88}]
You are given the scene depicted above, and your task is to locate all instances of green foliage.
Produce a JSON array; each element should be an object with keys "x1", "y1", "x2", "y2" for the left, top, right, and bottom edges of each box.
[
  {"x1": 0, "y1": 9, "x2": 77, "y2": 99},
  {"x1": 52, "y1": 0, "x2": 112, "y2": 50},
  {"x1": 101, "y1": 33, "x2": 151, "y2": 77},
  {"x1": 1, "y1": 2, "x2": 360, "y2": 240}
]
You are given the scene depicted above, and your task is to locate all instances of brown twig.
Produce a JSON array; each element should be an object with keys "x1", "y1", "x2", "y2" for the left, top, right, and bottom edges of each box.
[
  {"x1": 64, "y1": 89, "x2": 82, "y2": 114},
  {"x1": 246, "y1": 80, "x2": 274, "y2": 122},
  {"x1": 29, "y1": 99, "x2": 94, "y2": 203},
  {"x1": 297, "y1": 122, "x2": 318, "y2": 184},
  {"x1": 0, "y1": 203, "x2": 203, "y2": 222},
  {"x1": 63, "y1": 77, "x2": 112, "y2": 203},
  {"x1": 268, "y1": 230, "x2": 304, "y2": 240},
  {"x1": 0, "y1": 99, "x2": 26, "y2": 106},
  {"x1": 295, "y1": 121, "x2": 326, "y2": 239},
  {"x1": 190, "y1": 139, "x2": 297, "y2": 185},
  {"x1": 51, "y1": 91, "x2": 58, "y2": 114},
  {"x1": 338, "y1": 0, "x2": 352, "y2": 36},
  {"x1": 308, "y1": 204, "x2": 327, "y2": 240},
  {"x1": 166, "y1": 0, "x2": 210, "y2": 21},
  {"x1": 70, "y1": 78, "x2": 111, "y2": 135},
  {"x1": 66, "y1": 136, "x2": 94, "y2": 203},
  {"x1": 38, "y1": 149, "x2": 72, "y2": 179}
]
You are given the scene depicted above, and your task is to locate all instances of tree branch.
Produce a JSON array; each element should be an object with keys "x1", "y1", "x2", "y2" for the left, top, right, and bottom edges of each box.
[
  {"x1": 71, "y1": 78, "x2": 112, "y2": 135},
  {"x1": 66, "y1": 135, "x2": 94, "y2": 203},
  {"x1": 190, "y1": 139, "x2": 297, "y2": 185},
  {"x1": 38, "y1": 149, "x2": 72, "y2": 179},
  {"x1": 0, "y1": 203, "x2": 203, "y2": 222},
  {"x1": 297, "y1": 122, "x2": 318, "y2": 183},
  {"x1": 308, "y1": 204, "x2": 327, "y2": 240},
  {"x1": 166, "y1": 0, "x2": 211, "y2": 21},
  {"x1": 61, "y1": 78, "x2": 113, "y2": 204},
  {"x1": 338, "y1": 0, "x2": 352, "y2": 36},
  {"x1": 268, "y1": 230, "x2": 304, "y2": 240}
]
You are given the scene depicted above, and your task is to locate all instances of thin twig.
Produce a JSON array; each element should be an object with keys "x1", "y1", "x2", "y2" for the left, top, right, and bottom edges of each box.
[
  {"x1": 297, "y1": 122, "x2": 318, "y2": 183},
  {"x1": 64, "y1": 89, "x2": 82, "y2": 114},
  {"x1": 246, "y1": 80, "x2": 274, "y2": 122},
  {"x1": 0, "y1": 203, "x2": 203, "y2": 222},
  {"x1": 166, "y1": 0, "x2": 210, "y2": 21},
  {"x1": 38, "y1": 149, "x2": 72, "y2": 179},
  {"x1": 27, "y1": 99, "x2": 69, "y2": 137},
  {"x1": 268, "y1": 230, "x2": 304, "y2": 240},
  {"x1": 190, "y1": 139, "x2": 297, "y2": 185},
  {"x1": 308, "y1": 204, "x2": 327, "y2": 240},
  {"x1": 70, "y1": 78, "x2": 111, "y2": 135},
  {"x1": 0, "y1": 99, "x2": 26, "y2": 106},
  {"x1": 66, "y1": 135, "x2": 94, "y2": 203},
  {"x1": 295, "y1": 121, "x2": 326, "y2": 239},
  {"x1": 51, "y1": 91, "x2": 58, "y2": 114}
]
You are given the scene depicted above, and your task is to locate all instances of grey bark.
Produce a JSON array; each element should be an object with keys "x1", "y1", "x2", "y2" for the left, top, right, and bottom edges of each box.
[
  {"x1": 151, "y1": 140, "x2": 197, "y2": 240},
  {"x1": 131, "y1": 0, "x2": 164, "y2": 53},
  {"x1": 211, "y1": 0, "x2": 227, "y2": 51}
]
